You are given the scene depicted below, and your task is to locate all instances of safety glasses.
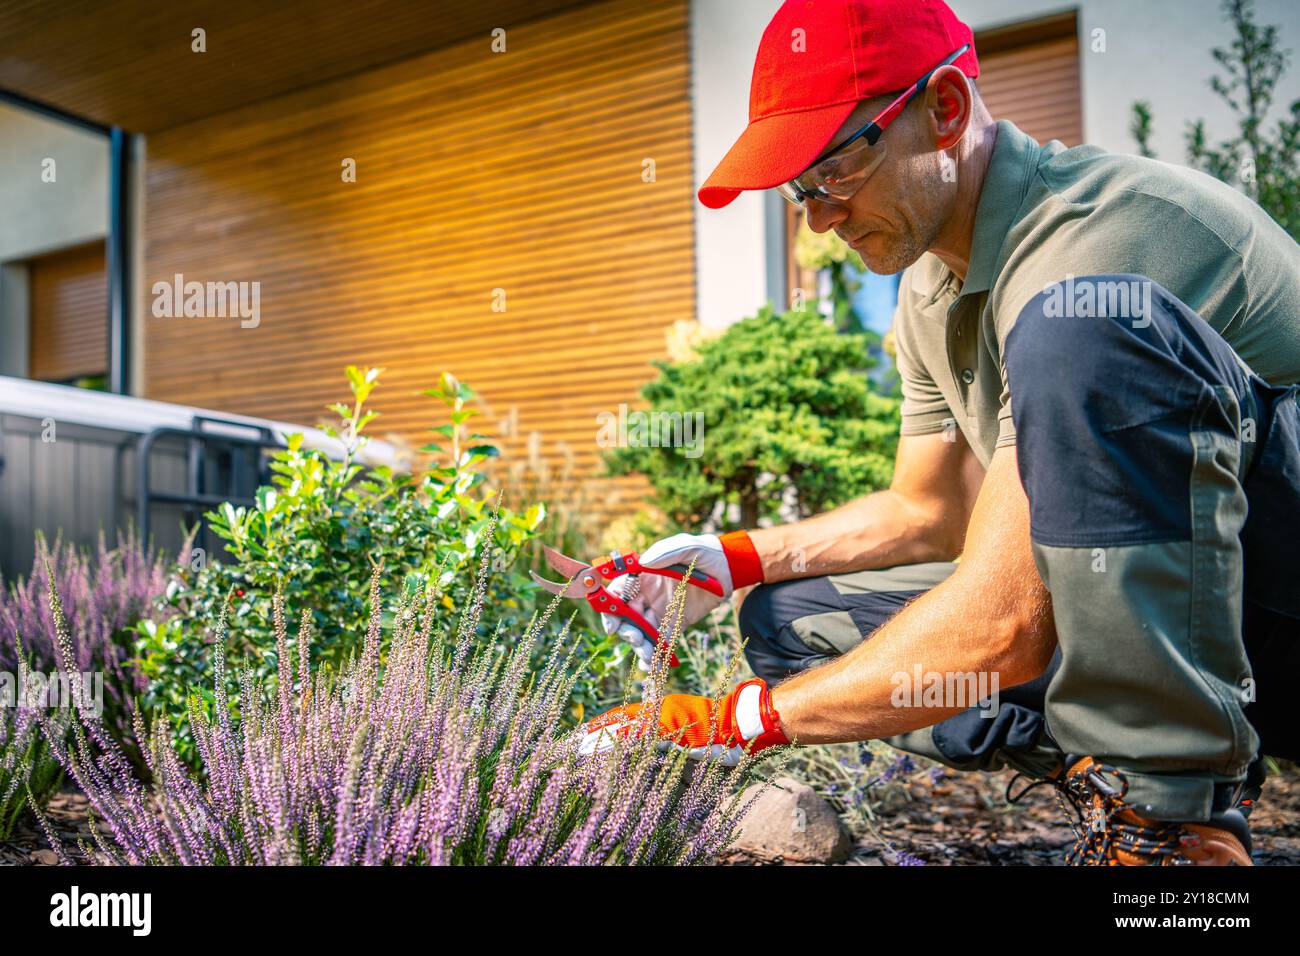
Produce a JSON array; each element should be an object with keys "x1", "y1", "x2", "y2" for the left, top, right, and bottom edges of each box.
[{"x1": 777, "y1": 44, "x2": 971, "y2": 207}]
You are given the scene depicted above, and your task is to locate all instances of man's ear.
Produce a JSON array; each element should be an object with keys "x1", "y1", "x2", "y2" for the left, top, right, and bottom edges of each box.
[{"x1": 924, "y1": 65, "x2": 973, "y2": 150}]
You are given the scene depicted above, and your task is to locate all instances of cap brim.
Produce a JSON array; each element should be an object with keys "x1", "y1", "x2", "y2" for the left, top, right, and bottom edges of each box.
[{"x1": 697, "y1": 100, "x2": 859, "y2": 209}]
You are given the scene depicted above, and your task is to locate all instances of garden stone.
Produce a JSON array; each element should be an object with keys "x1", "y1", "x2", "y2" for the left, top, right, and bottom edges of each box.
[{"x1": 732, "y1": 776, "x2": 851, "y2": 864}]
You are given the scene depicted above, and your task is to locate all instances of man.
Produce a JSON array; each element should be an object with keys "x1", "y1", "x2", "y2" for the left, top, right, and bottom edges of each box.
[{"x1": 584, "y1": 0, "x2": 1300, "y2": 865}]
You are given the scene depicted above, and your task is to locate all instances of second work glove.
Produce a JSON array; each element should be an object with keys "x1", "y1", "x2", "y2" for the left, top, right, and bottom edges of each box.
[
  {"x1": 578, "y1": 677, "x2": 789, "y2": 765},
  {"x1": 600, "y1": 531, "x2": 765, "y2": 670}
]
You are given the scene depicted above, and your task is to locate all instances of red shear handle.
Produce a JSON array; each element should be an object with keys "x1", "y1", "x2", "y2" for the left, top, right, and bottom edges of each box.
[
  {"x1": 585, "y1": 584, "x2": 681, "y2": 668},
  {"x1": 590, "y1": 552, "x2": 725, "y2": 598}
]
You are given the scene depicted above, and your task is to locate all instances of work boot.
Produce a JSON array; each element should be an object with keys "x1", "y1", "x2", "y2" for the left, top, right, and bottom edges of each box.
[
  {"x1": 1226, "y1": 754, "x2": 1267, "y2": 821},
  {"x1": 1057, "y1": 757, "x2": 1253, "y2": 866}
]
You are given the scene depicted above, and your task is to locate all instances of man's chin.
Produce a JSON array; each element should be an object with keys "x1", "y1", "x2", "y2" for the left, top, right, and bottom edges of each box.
[{"x1": 856, "y1": 234, "x2": 925, "y2": 276}]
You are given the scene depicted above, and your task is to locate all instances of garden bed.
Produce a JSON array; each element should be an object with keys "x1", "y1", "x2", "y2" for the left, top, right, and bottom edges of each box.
[{"x1": 9, "y1": 763, "x2": 1298, "y2": 867}]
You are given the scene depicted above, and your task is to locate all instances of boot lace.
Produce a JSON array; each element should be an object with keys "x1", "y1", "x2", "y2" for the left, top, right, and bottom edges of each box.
[{"x1": 1006, "y1": 760, "x2": 1188, "y2": 865}]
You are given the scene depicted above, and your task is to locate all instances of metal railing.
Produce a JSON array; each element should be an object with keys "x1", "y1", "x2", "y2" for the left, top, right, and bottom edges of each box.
[{"x1": 136, "y1": 416, "x2": 280, "y2": 554}]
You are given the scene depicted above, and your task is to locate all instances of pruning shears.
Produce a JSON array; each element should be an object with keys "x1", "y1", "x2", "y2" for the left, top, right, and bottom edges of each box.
[{"x1": 529, "y1": 546, "x2": 724, "y2": 668}]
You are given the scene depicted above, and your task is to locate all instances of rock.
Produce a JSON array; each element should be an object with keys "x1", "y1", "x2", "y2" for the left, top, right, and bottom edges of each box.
[{"x1": 732, "y1": 776, "x2": 851, "y2": 864}]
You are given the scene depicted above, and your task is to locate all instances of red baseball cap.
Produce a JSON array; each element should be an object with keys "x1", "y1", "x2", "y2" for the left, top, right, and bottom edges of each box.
[{"x1": 698, "y1": 0, "x2": 979, "y2": 209}]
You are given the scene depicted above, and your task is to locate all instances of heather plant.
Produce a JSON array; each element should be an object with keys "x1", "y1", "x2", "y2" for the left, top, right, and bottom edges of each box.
[
  {"x1": 0, "y1": 705, "x2": 64, "y2": 840},
  {"x1": 137, "y1": 368, "x2": 545, "y2": 765},
  {"x1": 0, "y1": 529, "x2": 175, "y2": 778},
  {"x1": 38, "y1": 512, "x2": 773, "y2": 866}
]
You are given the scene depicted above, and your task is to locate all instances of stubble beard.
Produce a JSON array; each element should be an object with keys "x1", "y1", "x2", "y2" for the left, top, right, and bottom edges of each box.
[{"x1": 855, "y1": 212, "x2": 943, "y2": 276}]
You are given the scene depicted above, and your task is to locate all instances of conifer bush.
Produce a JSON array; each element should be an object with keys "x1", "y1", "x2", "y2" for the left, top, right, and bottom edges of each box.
[{"x1": 605, "y1": 304, "x2": 900, "y2": 529}]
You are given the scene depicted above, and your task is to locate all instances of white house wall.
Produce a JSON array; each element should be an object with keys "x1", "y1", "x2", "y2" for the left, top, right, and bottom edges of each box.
[{"x1": 0, "y1": 103, "x2": 108, "y2": 263}]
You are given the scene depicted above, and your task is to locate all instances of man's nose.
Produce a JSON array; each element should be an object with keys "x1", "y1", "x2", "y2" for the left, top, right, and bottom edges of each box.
[{"x1": 802, "y1": 197, "x2": 848, "y2": 234}]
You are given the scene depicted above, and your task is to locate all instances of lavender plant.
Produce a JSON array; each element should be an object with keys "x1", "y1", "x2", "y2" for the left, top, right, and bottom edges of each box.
[{"x1": 37, "y1": 512, "x2": 772, "y2": 866}]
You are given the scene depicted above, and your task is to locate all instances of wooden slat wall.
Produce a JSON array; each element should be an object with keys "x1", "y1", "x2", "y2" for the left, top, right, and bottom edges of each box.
[
  {"x1": 142, "y1": 0, "x2": 693, "y2": 511},
  {"x1": 976, "y1": 14, "x2": 1083, "y2": 148},
  {"x1": 29, "y1": 241, "x2": 108, "y2": 382}
]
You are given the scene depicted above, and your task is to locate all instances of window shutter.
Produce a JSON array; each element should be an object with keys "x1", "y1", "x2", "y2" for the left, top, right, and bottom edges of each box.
[{"x1": 29, "y1": 241, "x2": 108, "y2": 383}]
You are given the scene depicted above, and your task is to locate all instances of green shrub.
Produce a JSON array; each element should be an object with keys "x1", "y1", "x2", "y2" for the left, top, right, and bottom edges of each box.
[
  {"x1": 133, "y1": 368, "x2": 545, "y2": 763},
  {"x1": 604, "y1": 304, "x2": 900, "y2": 529}
]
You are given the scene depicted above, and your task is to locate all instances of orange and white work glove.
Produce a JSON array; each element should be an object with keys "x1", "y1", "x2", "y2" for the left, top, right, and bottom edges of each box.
[
  {"x1": 578, "y1": 678, "x2": 789, "y2": 766},
  {"x1": 600, "y1": 531, "x2": 765, "y2": 671}
]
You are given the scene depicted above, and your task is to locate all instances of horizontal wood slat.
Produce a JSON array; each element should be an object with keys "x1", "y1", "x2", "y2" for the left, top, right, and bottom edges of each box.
[
  {"x1": 142, "y1": 0, "x2": 693, "y2": 519},
  {"x1": 29, "y1": 241, "x2": 108, "y2": 382}
]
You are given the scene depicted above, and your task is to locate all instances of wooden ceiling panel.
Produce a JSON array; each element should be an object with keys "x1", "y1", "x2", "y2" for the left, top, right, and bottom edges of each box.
[{"x1": 0, "y1": 0, "x2": 593, "y2": 131}]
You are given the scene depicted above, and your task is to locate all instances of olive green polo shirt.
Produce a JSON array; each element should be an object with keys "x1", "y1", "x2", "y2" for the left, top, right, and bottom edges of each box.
[{"x1": 892, "y1": 119, "x2": 1300, "y2": 466}]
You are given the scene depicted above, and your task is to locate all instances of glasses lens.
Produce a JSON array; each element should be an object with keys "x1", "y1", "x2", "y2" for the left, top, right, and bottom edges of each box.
[
  {"x1": 783, "y1": 136, "x2": 887, "y2": 207},
  {"x1": 810, "y1": 137, "x2": 886, "y2": 200},
  {"x1": 776, "y1": 181, "x2": 807, "y2": 206}
]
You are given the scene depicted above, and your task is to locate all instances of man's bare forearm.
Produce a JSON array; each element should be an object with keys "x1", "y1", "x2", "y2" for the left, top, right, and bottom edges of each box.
[
  {"x1": 769, "y1": 558, "x2": 1053, "y2": 741},
  {"x1": 745, "y1": 432, "x2": 981, "y2": 584},
  {"x1": 768, "y1": 448, "x2": 1056, "y2": 743},
  {"x1": 748, "y1": 489, "x2": 959, "y2": 583}
]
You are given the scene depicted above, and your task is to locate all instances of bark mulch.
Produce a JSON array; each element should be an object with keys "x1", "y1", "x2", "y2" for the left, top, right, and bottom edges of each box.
[{"x1": 729, "y1": 763, "x2": 1300, "y2": 866}]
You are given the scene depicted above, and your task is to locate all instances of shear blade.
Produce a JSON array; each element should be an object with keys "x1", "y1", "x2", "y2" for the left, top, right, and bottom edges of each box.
[
  {"x1": 541, "y1": 545, "x2": 593, "y2": 578},
  {"x1": 529, "y1": 569, "x2": 589, "y2": 598}
]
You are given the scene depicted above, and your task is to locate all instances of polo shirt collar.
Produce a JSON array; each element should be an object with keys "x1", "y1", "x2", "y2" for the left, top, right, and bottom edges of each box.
[{"x1": 959, "y1": 120, "x2": 1043, "y2": 298}]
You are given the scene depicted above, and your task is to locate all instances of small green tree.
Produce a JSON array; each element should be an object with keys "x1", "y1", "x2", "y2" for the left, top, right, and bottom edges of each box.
[
  {"x1": 1130, "y1": 100, "x2": 1157, "y2": 159},
  {"x1": 604, "y1": 304, "x2": 900, "y2": 530},
  {"x1": 1131, "y1": 0, "x2": 1300, "y2": 237}
]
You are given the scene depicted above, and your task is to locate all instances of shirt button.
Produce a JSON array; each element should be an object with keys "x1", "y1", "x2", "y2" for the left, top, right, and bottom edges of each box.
[{"x1": 960, "y1": 368, "x2": 975, "y2": 384}]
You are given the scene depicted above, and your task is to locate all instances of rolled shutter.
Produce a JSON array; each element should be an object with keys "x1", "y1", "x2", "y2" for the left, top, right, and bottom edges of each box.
[
  {"x1": 29, "y1": 241, "x2": 108, "y2": 383},
  {"x1": 976, "y1": 12, "x2": 1083, "y2": 148}
]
